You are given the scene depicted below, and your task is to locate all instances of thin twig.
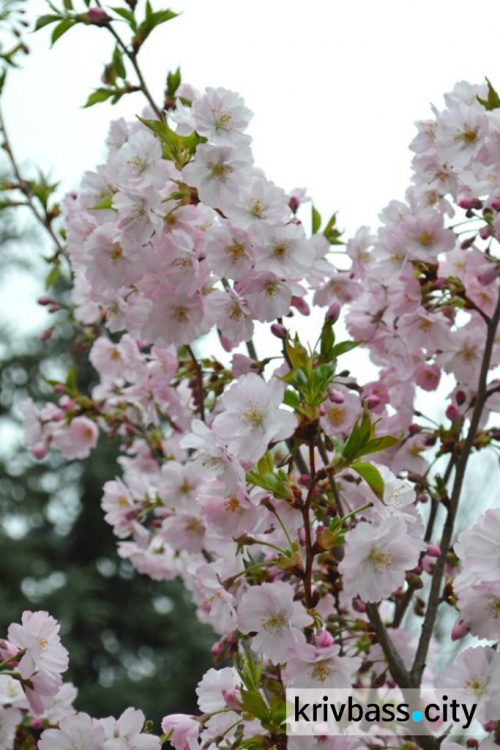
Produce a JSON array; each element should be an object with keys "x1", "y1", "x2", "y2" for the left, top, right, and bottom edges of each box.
[{"x1": 411, "y1": 288, "x2": 500, "y2": 684}]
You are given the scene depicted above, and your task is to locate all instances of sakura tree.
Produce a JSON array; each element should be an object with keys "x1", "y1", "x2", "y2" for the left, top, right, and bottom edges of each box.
[{"x1": 1, "y1": 2, "x2": 500, "y2": 749}]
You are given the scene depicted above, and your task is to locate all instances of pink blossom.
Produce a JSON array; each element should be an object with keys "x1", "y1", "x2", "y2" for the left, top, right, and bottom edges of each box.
[
  {"x1": 339, "y1": 517, "x2": 425, "y2": 603},
  {"x1": 161, "y1": 714, "x2": 200, "y2": 750},
  {"x1": 212, "y1": 373, "x2": 297, "y2": 463},
  {"x1": 7, "y1": 611, "x2": 68, "y2": 683},
  {"x1": 38, "y1": 712, "x2": 106, "y2": 750},
  {"x1": 52, "y1": 417, "x2": 99, "y2": 461},
  {"x1": 238, "y1": 581, "x2": 313, "y2": 664}
]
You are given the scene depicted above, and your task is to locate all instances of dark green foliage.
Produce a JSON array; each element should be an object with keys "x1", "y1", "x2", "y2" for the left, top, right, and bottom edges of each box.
[{"x1": 0, "y1": 250, "x2": 214, "y2": 728}]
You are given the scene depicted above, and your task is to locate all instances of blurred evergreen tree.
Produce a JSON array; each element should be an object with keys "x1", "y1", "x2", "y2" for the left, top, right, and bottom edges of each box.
[{"x1": 0, "y1": 258, "x2": 214, "y2": 726}]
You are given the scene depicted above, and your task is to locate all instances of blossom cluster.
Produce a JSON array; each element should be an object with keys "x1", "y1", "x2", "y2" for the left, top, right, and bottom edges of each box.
[{"x1": 16, "y1": 74, "x2": 500, "y2": 750}]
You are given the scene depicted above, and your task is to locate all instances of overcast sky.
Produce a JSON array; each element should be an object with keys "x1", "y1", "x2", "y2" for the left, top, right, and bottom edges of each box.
[{"x1": 2, "y1": 0, "x2": 499, "y2": 567}]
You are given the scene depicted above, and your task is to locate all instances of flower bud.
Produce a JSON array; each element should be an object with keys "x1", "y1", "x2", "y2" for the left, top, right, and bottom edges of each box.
[
  {"x1": 327, "y1": 385, "x2": 344, "y2": 404},
  {"x1": 451, "y1": 618, "x2": 469, "y2": 641},
  {"x1": 291, "y1": 296, "x2": 310, "y2": 315},
  {"x1": 223, "y1": 689, "x2": 241, "y2": 711},
  {"x1": 364, "y1": 394, "x2": 380, "y2": 410},
  {"x1": 314, "y1": 630, "x2": 335, "y2": 648},
  {"x1": 455, "y1": 389, "x2": 467, "y2": 406},
  {"x1": 325, "y1": 302, "x2": 341, "y2": 323},
  {"x1": 480, "y1": 226, "x2": 491, "y2": 240},
  {"x1": 270, "y1": 323, "x2": 287, "y2": 340},
  {"x1": 458, "y1": 197, "x2": 482, "y2": 210},
  {"x1": 352, "y1": 597, "x2": 366, "y2": 614},
  {"x1": 476, "y1": 261, "x2": 500, "y2": 286},
  {"x1": 84, "y1": 8, "x2": 112, "y2": 25},
  {"x1": 289, "y1": 195, "x2": 300, "y2": 214},
  {"x1": 426, "y1": 543, "x2": 441, "y2": 558},
  {"x1": 32, "y1": 442, "x2": 48, "y2": 460},
  {"x1": 491, "y1": 197, "x2": 500, "y2": 211},
  {"x1": 446, "y1": 404, "x2": 460, "y2": 422},
  {"x1": 40, "y1": 326, "x2": 54, "y2": 341}
]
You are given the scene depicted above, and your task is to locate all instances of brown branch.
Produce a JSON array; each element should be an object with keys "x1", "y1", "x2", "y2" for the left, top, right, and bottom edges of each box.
[
  {"x1": 411, "y1": 287, "x2": 500, "y2": 684},
  {"x1": 186, "y1": 345, "x2": 205, "y2": 422}
]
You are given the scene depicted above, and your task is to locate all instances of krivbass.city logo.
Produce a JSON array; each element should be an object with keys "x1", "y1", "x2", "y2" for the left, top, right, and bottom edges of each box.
[{"x1": 286, "y1": 688, "x2": 484, "y2": 738}]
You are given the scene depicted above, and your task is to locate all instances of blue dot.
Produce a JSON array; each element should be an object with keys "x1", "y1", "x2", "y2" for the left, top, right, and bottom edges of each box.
[{"x1": 412, "y1": 711, "x2": 423, "y2": 722}]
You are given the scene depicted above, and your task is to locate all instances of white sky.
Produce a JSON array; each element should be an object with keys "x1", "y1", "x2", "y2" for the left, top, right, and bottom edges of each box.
[
  {"x1": 3, "y1": 0, "x2": 500, "y2": 406},
  {"x1": 1, "y1": 0, "x2": 499, "y2": 590}
]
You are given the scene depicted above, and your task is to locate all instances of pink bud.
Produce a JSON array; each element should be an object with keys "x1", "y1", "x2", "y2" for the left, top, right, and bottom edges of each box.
[
  {"x1": 480, "y1": 226, "x2": 491, "y2": 240},
  {"x1": 223, "y1": 689, "x2": 241, "y2": 711},
  {"x1": 37, "y1": 296, "x2": 54, "y2": 306},
  {"x1": 458, "y1": 197, "x2": 483, "y2": 210},
  {"x1": 40, "y1": 326, "x2": 54, "y2": 341},
  {"x1": 455, "y1": 389, "x2": 467, "y2": 406},
  {"x1": 219, "y1": 333, "x2": 234, "y2": 353},
  {"x1": 327, "y1": 385, "x2": 344, "y2": 404},
  {"x1": 30, "y1": 719, "x2": 43, "y2": 730},
  {"x1": 365, "y1": 394, "x2": 380, "y2": 410},
  {"x1": 325, "y1": 302, "x2": 341, "y2": 323},
  {"x1": 270, "y1": 323, "x2": 287, "y2": 340},
  {"x1": 491, "y1": 197, "x2": 500, "y2": 211},
  {"x1": 408, "y1": 423, "x2": 420, "y2": 435},
  {"x1": 298, "y1": 527, "x2": 306, "y2": 546},
  {"x1": 352, "y1": 597, "x2": 366, "y2": 614},
  {"x1": 426, "y1": 543, "x2": 441, "y2": 558},
  {"x1": 314, "y1": 630, "x2": 335, "y2": 648},
  {"x1": 419, "y1": 494, "x2": 429, "y2": 503},
  {"x1": 476, "y1": 261, "x2": 500, "y2": 286},
  {"x1": 446, "y1": 404, "x2": 460, "y2": 422},
  {"x1": 466, "y1": 740, "x2": 479, "y2": 748},
  {"x1": 421, "y1": 556, "x2": 435, "y2": 575},
  {"x1": 84, "y1": 7, "x2": 111, "y2": 24},
  {"x1": 319, "y1": 404, "x2": 326, "y2": 416},
  {"x1": 482, "y1": 720, "x2": 497, "y2": 732},
  {"x1": 32, "y1": 442, "x2": 48, "y2": 460},
  {"x1": 289, "y1": 196, "x2": 300, "y2": 214},
  {"x1": 451, "y1": 618, "x2": 469, "y2": 641},
  {"x1": 291, "y1": 296, "x2": 310, "y2": 316}
]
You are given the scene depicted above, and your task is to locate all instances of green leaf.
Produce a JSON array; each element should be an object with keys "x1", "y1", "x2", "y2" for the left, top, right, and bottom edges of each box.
[
  {"x1": 45, "y1": 264, "x2": 60, "y2": 289},
  {"x1": 477, "y1": 78, "x2": 500, "y2": 111},
  {"x1": 166, "y1": 67, "x2": 181, "y2": 96},
  {"x1": 331, "y1": 340, "x2": 359, "y2": 357},
  {"x1": 312, "y1": 204, "x2": 321, "y2": 234},
  {"x1": 137, "y1": 7, "x2": 179, "y2": 43},
  {"x1": 83, "y1": 88, "x2": 115, "y2": 108},
  {"x1": 283, "y1": 389, "x2": 300, "y2": 409},
  {"x1": 320, "y1": 320, "x2": 335, "y2": 360},
  {"x1": 51, "y1": 18, "x2": 76, "y2": 46},
  {"x1": 110, "y1": 6, "x2": 137, "y2": 28},
  {"x1": 112, "y1": 46, "x2": 126, "y2": 79},
  {"x1": 65, "y1": 364, "x2": 76, "y2": 391},
  {"x1": 63, "y1": 0, "x2": 73, "y2": 9},
  {"x1": 342, "y1": 409, "x2": 372, "y2": 462},
  {"x1": 351, "y1": 461, "x2": 385, "y2": 501},
  {"x1": 357, "y1": 434, "x2": 401, "y2": 457},
  {"x1": 34, "y1": 14, "x2": 61, "y2": 31},
  {"x1": 240, "y1": 689, "x2": 271, "y2": 723}
]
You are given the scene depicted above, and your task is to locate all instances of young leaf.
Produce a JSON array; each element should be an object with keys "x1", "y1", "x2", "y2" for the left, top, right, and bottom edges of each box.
[
  {"x1": 34, "y1": 14, "x2": 61, "y2": 31},
  {"x1": 51, "y1": 18, "x2": 76, "y2": 46},
  {"x1": 351, "y1": 461, "x2": 385, "y2": 501},
  {"x1": 312, "y1": 205, "x2": 321, "y2": 234},
  {"x1": 357, "y1": 434, "x2": 401, "y2": 457},
  {"x1": 110, "y1": 6, "x2": 137, "y2": 28},
  {"x1": 477, "y1": 78, "x2": 500, "y2": 111},
  {"x1": 83, "y1": 88, "x2": 115, "y2": 108}
]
